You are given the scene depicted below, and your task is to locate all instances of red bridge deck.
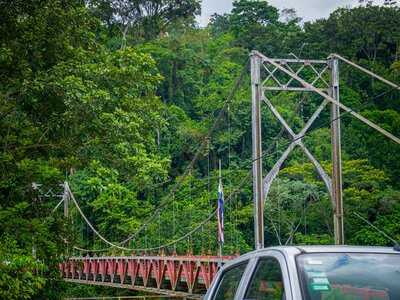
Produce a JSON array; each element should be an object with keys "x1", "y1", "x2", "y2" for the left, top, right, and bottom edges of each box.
[{"x1": 60, "y1": 255, "x2": 235, "y2": 298}]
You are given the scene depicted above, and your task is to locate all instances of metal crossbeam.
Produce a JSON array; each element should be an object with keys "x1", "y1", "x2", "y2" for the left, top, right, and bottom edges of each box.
[
  {"x1": 263, "y1": 87, "x2": 328, "y2": 92},
  {"x1": 261, "y1": 57, "x2": 330, "y2": 91},
  {"x1": 268, "y1": 58, "x2": 328, "y2": 64}
]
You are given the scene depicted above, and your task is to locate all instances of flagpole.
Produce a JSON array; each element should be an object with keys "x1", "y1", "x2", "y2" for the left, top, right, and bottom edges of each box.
[{"x1": 218, "y1": 159, "x2": 223, "y2": 257}]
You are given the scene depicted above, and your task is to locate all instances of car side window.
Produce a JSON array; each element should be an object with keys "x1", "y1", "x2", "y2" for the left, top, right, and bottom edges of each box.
[
  {"x1": 244, "y1": 257, "x2": 285, "y2": 300},
  {"x1": 214, "y1": 262, "x2": 248, "y2": 300}
]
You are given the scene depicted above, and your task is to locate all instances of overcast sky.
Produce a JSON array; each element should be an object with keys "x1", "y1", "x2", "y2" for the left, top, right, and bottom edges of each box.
[{"x1": 198, "y1": 0, "x2": 382, "y2": 26}]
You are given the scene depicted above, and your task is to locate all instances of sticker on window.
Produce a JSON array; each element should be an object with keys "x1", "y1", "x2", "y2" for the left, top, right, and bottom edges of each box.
[
  {"x1": 312, "y1": 277, "x2": 329, "y2": 285},
  {"x1": 311, "y1": 283, "x2": 331, "y2": 291},
  {"x1": 306, "y1": 259, "x2": 323, "y2": 265},
  {"x1": 307, "y1": 271, "x2": 326, "y2": 278},
  {"x1": 307, "y1": 271, "x2": 331, "y2": 292}
]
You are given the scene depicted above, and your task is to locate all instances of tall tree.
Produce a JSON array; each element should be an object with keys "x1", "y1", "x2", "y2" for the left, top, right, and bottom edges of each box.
[
  {"x1": 302, "y1": 6, "x2": 400, "y2": 64},
  {"x1": 88, "y1": 0, "x2": 201, "y2": 44}
]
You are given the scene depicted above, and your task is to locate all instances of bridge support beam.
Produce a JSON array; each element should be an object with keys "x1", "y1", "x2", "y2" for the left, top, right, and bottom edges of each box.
[
  {"x1": 250, "y1": 51, "x2": 265, "y2": 250},
  {"x1": 330, "y1": 58, "x2": 344, "y2": 245}
]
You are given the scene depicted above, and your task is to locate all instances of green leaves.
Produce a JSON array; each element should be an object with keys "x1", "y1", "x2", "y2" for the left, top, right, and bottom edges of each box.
[
  {"x1": 0, "y1": 237, "x2": 46, "y2": 300},
  {"x1": 302, "y1": 6, "x2": 400, "y2": 64},
  {"x1": 1, "y1": 1, "x2": 400, "y2": 298}
]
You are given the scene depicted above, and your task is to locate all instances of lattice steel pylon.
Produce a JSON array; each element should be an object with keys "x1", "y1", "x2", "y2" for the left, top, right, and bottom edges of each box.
[
  {"x1": 251, "y1": 50, "x2": 400, "y2": 248},
  {"x1": 250, "y1": 51, "x2": 344, "y2": 247}
]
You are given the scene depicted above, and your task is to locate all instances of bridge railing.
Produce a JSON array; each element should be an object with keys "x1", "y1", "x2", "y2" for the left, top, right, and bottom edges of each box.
[{"x1": 60, "y1": 255, "x2": 236, "y2": 297}]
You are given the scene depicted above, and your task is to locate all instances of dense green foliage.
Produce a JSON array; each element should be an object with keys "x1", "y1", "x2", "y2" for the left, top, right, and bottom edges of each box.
[{"x1": 0, "y1": 0, "x2": 399, "y2": 298}]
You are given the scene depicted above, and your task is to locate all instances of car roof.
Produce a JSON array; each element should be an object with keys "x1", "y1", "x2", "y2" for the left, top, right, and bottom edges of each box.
[
  {"x1": 223, "y1": 245, "x2": 400, "y2": 267},
  {"x1": 292, "y1": 245, "x2": 399, "y2": 254},
  {"x1": 248, "y1": 245, "x2": 400, "y2": 256}
]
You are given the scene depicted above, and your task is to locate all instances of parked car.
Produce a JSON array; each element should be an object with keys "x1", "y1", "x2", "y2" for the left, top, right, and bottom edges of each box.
[{"x1": 204, "y1": 246, "x2": 400, "y2": 300}]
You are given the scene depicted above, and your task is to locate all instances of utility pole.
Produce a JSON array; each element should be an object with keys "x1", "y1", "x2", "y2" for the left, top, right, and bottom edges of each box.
[
  {"x1": 330, "y1": 58, "x2": 345, "y2": 245},
  {"x1": 63, "y1": 182, "x2": 69, "y2": 218},
  {"x1": 250, "y1": 51, "x2": 264, "y2": 250}
]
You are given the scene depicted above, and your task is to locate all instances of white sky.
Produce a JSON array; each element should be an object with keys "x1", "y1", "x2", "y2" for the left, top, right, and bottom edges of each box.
[{"x1": 198, "y1": 0, "x2": 390, "y2": 26}]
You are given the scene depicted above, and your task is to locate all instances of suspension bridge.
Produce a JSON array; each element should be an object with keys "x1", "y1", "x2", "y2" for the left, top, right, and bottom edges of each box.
[{"x1": 53, "y1": 50, "x2": 400, "y2": 298}]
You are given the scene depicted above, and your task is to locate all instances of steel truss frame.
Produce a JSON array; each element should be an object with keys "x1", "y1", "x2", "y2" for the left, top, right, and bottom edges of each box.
[
  {"x1": 251, "y1": 52, "x2": 343, "y2": 246},
  {"x1": 251, "y1": 50, "x2": 400, "y2": 247}
]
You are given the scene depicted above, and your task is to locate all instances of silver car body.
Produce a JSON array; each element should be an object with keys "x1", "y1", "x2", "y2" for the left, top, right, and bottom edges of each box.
[{"x1": 204, "y1": 246, "x2": 400, "y2": 300}]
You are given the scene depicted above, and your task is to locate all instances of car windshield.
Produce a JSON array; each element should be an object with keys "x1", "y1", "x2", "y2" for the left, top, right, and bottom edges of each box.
[{"x1": 297, "y1": 253, "x2": 400, "y2": 300}]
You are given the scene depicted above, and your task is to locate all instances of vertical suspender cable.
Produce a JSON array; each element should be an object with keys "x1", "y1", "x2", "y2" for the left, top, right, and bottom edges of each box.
[
  {"x1": 158, "y1": 211, "x2": 161, "y2": 252},
  {"x1": 227, "y1": 104, "x2": 233, "y2": 250},
  {"x1": 144, "y1": 225, "x2": 148, "y2": 253},
  {"x1": 207, "y1": 138, "x2": 212, "y2": 252},
  {"x1": 172, "y1": 193, "x2": 176, "y2": 254}
]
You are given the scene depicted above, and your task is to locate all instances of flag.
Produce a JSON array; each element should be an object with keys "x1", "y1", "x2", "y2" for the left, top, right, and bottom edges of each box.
[{"x1": 217, "y1": 178, "x2": 224, "y2": 244}]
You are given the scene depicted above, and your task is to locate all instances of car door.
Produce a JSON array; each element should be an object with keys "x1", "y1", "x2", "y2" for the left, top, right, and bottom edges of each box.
[
  {"x1": 240, "y1": 252, "x2": 292, "y2": 300},
  {"x1": 207, "y1": 260, "x2": 250, "y2": 300}
]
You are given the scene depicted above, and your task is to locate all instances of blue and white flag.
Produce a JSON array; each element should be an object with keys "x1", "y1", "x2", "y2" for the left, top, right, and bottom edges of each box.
[{"x1": 217, "y1": 179, "x2": 224, "y2": 244}]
